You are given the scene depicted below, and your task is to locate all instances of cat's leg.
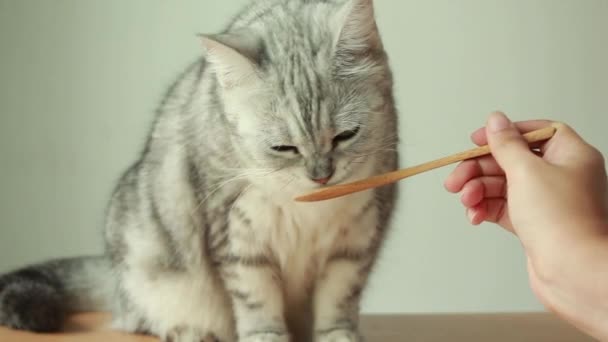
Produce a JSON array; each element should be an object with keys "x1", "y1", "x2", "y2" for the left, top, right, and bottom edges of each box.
[
  {"x1": 110, "y1": 286, "x2": 150, "y2": 336},
  {"x1": 313, "y1": 259, "x2": 369, "y2": 342},
  {"x1": 120, "y1": 265, "x2": 235, "y2": 342},
  {"x1": 214, "y1": 207, "x2": 288, "y2": 342},
  {"x1": 313, "y1": 207, "x2": 381, "y2": 342},
  {"x1": 114, "y1": 220, "x2": 236, "y2": 342},
  {"x1": 220, "y1": 262, "x2": 287, "y2": 342}
]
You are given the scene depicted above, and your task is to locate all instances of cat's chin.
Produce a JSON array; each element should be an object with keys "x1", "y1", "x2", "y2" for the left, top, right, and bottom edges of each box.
[{"x1": 249, "y1": 179, "x2": 329, "y2": 202}]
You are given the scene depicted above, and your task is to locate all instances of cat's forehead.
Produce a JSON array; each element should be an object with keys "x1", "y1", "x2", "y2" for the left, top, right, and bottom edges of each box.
[
  {"x1": 269, "y1": 58, "x2": 342, "y2": 134},
  {"x1": 273, "y1": 52, "x2": 328, "y2": 97},
  {"x1": 228, "y1": 0, "x2": 381, "y2": 133}
]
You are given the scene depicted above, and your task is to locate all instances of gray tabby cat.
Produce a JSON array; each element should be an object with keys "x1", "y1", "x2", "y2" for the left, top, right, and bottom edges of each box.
[{"x1": 0, "y1": 0, "x2": 398, "y2": 341}]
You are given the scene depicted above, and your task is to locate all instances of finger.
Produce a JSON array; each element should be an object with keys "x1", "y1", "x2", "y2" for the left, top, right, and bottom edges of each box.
[
  {"x1": 470, "y1": 119, "x2": 553, "y2": 146},
  {"x1": 466, "y1": 199, "x2": 514, "y2": 233},
  {"x1": 486, "y1": 112, "x2": 539, "y2": 171},
  {"x1": 444, "y1": 156, "x2": 504, "y2": 193},
  {"x1": 466, "y1": 207, "x2": 486, "y2": 226},
  {"x1": 460, "y1": 176, "x2": 507, "y2": 208},
  {"x1": 481, "y1": 198, "x2": 514, "y2": 233}
]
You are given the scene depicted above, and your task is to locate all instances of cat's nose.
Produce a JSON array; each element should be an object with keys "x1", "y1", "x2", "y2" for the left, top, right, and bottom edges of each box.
[
  {"x1": 307, "y1": 156, "x2": 334, "y2": 185},
  {"x1": 312, "y1": 176, "x2": 331, "y2": 185},
  {"x1": 310, "y1": 169, "x2": 334, "y2": 185}
]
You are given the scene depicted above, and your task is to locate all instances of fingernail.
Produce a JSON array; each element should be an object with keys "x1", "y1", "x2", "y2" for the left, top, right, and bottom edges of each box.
[{"x1": 488, "y1": 112, "x2": 511, "y2": 133}]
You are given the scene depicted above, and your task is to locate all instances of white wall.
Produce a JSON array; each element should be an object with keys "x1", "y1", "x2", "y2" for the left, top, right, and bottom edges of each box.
[{"x1": 1, "y1": 0, "x2": 606, "y2": 314}]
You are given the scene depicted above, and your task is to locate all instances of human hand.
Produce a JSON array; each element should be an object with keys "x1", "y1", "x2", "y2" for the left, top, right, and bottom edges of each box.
[
  {"x1": 444, "y1": 112, "x2": 608, "y2": 252},
  {"x1": 444, "y1": 111, "x2": 608, "y2": 340}
]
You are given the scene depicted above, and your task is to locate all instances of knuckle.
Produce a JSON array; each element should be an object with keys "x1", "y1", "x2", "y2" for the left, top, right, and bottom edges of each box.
[
  {"x1": 582, "y1": 145, "x2": 605, "y2": 168},
  {"x1": 591, "y1": 146, "x2": 605, "y2": 165}
]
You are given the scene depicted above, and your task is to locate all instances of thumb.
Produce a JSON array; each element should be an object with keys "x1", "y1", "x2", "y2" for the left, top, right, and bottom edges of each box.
[{"x1": 486, "y1": 112, "x2": 536, "y2": 171}]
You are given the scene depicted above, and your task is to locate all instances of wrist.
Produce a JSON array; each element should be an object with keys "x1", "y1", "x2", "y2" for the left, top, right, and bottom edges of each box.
[
  {"x1": 529, "y1": 228, "x2": 608, "y2": 340},
  {"x1": 527, "y1": 218, "x2": 608, "y2": 280},
  {"x1": 529, "y1": 225, "x2": 608, "y2": 284}
]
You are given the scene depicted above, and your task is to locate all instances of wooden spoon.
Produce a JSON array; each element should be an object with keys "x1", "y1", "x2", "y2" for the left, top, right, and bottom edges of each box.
[{"x1": 295, "y1": 124, "x2": 559, "y2": 202}]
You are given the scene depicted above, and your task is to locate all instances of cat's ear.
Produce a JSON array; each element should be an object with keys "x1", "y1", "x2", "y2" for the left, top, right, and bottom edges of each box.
[
  {"x1": 333, "y1": 0, "x2": 381, "y2": 53},
  {"x1": 199, "y1": 34, "x2": 262, "y2": 90}
]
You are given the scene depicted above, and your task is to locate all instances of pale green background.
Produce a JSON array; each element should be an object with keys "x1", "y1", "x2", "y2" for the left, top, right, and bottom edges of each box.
[{"x1": 1, "y1": 0, "x2": 607, "y2": 314}]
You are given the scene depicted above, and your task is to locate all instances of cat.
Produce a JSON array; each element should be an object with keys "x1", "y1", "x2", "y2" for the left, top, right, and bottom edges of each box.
[{"x1": 0, "y1": 0, "x2": 398, "y2": 341}]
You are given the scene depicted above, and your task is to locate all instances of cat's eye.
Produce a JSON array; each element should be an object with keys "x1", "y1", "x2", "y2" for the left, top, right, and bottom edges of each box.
[
  {"x1": 332, "y1": 126, "x2": 360, "y2": 148},
  {"x1": 271, "y1": 145, "x2": 299, "y2": 154}
]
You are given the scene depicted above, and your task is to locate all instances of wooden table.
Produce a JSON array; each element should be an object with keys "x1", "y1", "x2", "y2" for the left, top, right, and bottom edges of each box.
[{"x1": 0, "y1": 313, "x2": 594, "y2": 341}]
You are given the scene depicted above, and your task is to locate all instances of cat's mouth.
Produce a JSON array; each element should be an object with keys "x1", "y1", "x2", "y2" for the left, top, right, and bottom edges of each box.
[{"x1": 313, "y1": 174, "x2": 346, "y2": 188}]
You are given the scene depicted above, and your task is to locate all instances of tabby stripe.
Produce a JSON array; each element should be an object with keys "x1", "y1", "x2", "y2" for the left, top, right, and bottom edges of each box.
[
  {"x1": 217, "y1": 253, "x2": 272, "y2": 267},
  {"x1": 210, "y1": 230, "x2": 230, "y2": 253},
  {"x1": 230, "y1": 207, "x2": 252, "y2": 227},
  {"x1": 150, "y1": 198, "x2": 185, "y2": 270},
  {"x1": 219, "y1": 268, "x2": 238, "y2": 279},
  {"x1": 339, "y1": 284, "x2": 364, "y2": 310},
  {"x1": 245, "y1": 302, "x2": 264, "y2": 310},
  {"x1": 357, "y1": 253, "x2": 378, "y2": 277},
  {"x1": 228, "y1": 289, "x2": 264, "y2": 310},
  {"x1": 353, "y1": 198, "x2": 376, "y2": 222},
  {"x1": 229, "y1": 289, "x2": 250, "y2": 301},
  {"x1": 315, "y1": 320, "x2": 356, "y2": 336},
  {"x1": 328, "y1": 247, "x2": 372, "y2": 263}
]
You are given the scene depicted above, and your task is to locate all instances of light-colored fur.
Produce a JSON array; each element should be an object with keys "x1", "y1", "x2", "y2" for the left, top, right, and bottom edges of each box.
[{"x1": 0, "y1": 1, "x2": 398, "y2": 341}]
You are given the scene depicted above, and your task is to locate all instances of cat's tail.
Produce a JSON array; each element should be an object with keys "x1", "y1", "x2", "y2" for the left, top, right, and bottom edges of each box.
[{"x1": 0, "y1": 255, "x2": 114, "y2": 332}]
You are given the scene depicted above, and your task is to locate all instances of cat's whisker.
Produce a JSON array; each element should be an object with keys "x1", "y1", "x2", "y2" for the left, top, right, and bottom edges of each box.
[
  {"x1": 279, "y1": 175, "x2": 297, "y2": 192},
  {"x1": 229, "y1": 184, "x2": 254, "y2": 213},
  {"x1": 347, "y1": 148, "x2": 398, "y2": 160},
  {"x1": 194, "y1": 164, "x2": 282, "y2": 211},
  {"x1": 191, "y1": 168, "x2": 280, "y2": 215},
  {"x1": 216, "y1": 167, "x2": 276, "y2": 174},
  {"x1": 191, "y1": 176, "x2": 247, "y2": 215},
  {"x1": 342, "y1": 147, "x2": 397, "y2": 170}
]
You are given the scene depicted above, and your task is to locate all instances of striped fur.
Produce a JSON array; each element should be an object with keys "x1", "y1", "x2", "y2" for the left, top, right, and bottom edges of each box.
[{"x1": 0, "y1": 1, "x2": 398, "y2": 341}]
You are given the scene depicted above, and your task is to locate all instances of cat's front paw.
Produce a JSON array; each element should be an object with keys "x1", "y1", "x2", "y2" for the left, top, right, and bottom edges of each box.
[
  {"x1": 163, "y1": 326, "x2": 224, "y2": 342},
  {"x1": 240, "y1": 332, "x2": 289, "y2": 342},
  {"x1": 316, "y1": 329, "x2": 362, "y2": 342}
]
